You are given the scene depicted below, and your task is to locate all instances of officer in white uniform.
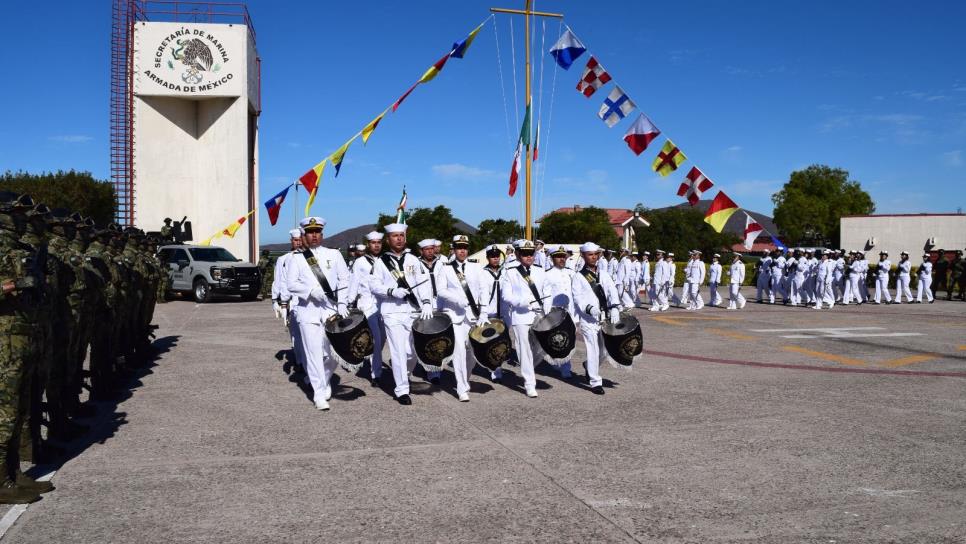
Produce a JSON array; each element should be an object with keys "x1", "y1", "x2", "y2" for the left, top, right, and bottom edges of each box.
[
  {"x1": 639, "y1": 251, "x2": 651, "y2": 307},
  {"x1": 542, "y1": 245, "x2": 577, "y2": 378},
  {"x1": 572, "y1": 242, "x2": 621, "y2": 395},
  {"x1": 416, "y1": 239, "x2": 445, "y2": 383},
  {"x1": 630, "y1": 252, "x2": 643, "y2": 306},
  {"x1": 858, "y1": 252, "x2": 870, "y2": 302},
  {"x1": 533, "y1": 240, "x2": 549, "y2": 270},
  {"x1": 789, "y1": 250, "x2": 806, "y2": 306},
  {"x1": 272, "y1": 228, "x2": 305, "y2": 368},
  {"x1": 832, "y1": 250, "x2": 845, "y2": 302},
  {"x1": 650, "y1": 251, "x2": 669, "y2": 311},
  {"x1": 437, "y1": 234, "x2": 483, "y2": 401},
  {"x1": 726, "y1": 253, "x2": 746, "y2": 310},
  {"x1": 369, "y1": 224, "x2": 435, "y2": 405},
  {"x1": 813, "y1": 250, "x2": 834, "y2": 310},
  {"x1": 477, "y1": 244, "x2": 507, "y2": 382},
  {"x1": 499, "y1": 239, "x2": 545, "y2": 398},
  {"x1": 665, "y1": 252, "x2": 678, "y2": 310},
  {"x1": 284, "y1": 217, "x2": 350, "y2": 411},
  {"x1": 770, "y1": 251, "x2": 785, "y2": 304},
  {"x1": 843, "y1": 252, "x2": 864, "y2": 305},
  {"x1": 801, "y1": 250, "x2": 815, "y2": 304},
  {"x1": 346, "y1": 231, "x2": 386, "y2": 383},
  {"x1": 874, "y1": 251, "x2": 893, "y2": 304},
  {"x1": 707, "y1": 253, "x2": 723, "y2": 307},
  {"x1": 895, "y1": 251, "x2": 914, "y2": 303},
  {"x1": 686, "y1": 250, "x2": 706, "y2": 310},
  {"x1": 916, "y1": 253, "x2": 934, "y2": 303},
  {"x1": 616, "y1": 249, "x2": 636, "y2": 308}
]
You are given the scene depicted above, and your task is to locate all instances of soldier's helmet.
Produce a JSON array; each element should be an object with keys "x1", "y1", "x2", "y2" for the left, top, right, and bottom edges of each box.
[{"x1": 163, "y1": 217, "x2": 172, "y2": 224}]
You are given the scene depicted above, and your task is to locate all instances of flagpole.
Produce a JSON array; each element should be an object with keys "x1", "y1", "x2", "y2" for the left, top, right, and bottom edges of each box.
[
  {"x1": 524, "y1": 0, "x2": 532, "y2": 241},
  {"x1": 293, "y1": 184, "x2": 299, "y2": 228}
]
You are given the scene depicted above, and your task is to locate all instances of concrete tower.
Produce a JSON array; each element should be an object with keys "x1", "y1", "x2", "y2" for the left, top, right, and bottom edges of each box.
[{"x1": 130, "y1": 20, "x2": 259, "y2": 261}]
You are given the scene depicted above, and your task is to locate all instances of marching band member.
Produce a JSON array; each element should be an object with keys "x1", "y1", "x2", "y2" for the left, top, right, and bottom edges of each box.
[
  {"x1": 707, "y1": 253, "x2": 722, "y2": 307},
  {"x1": 726, "y1": 253, "x2": 746, "y2": 310},
  {"x1": 770, "y1": 250, "x2": 785, "y2": 304},
  {"x1": 858, "y1": 252, "x2": 870, "y2": 302},
  {"x1": 499, "y1": 239, "x2": 545, "y2": 398},
  {"x1": 542, "y1": 245, "x2": 577, "y2": 378},
  {"x1": 437, "y1": 234, "x2": 483, "y2": 401},
  {"x1": 844, "y1": 252, "x2": 863, "y2": 305},
  {"x1": 874, "y1": 251, "x2": 893, "y2": 304},
  {"x1": 284, "y1": 217, "x2": 349, "y2": 411},
  {"x1": 370, "y1": 224, "x2": 434, "y2": 405},
  {"x1": 477, "y1": 244, "x2": 507, "y2": 382},
  {"x1": 895, "y1": 251, "x2": 914, "y2": 303},
  {"x1": 272, "y1": 228, "x2": 305, "y2": 369},
  {"x1": 346, "y1": 231, "x2": 386, "y2": 384},
  {"x1": 572, "y1": 242, "x2": 621, "y2": 395},
  {"x1": 916, "y1": 253, "x2": 934, "y2": 303},
  {"x1": 630, "y1": 252, "x2": 643, "y2": 307},
  {"x1": 813, "y1": 250, "x2": 834, "y2": 310},
  {"x1": 417, "y1": 239, "x2": 444, "y2": 384},
  {"x1": 832, "y1": 250, "x2": 845, "y2": 302}
]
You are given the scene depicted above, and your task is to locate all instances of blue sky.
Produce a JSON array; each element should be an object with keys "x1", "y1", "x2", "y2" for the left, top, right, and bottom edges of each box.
[{"x1": 1, "y1": 1, "x2": 964, "y2": 244}]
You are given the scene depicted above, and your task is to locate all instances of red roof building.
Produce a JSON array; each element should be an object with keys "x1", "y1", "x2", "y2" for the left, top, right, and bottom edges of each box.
[{"x1": 538, "y1": 206, "x2": 650, "y2": 249}]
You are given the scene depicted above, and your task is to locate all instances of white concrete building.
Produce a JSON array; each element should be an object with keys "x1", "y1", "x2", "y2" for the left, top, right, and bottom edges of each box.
[
  {"x1": 131, "y1": 21, "x2": 259, "y2": 261},
  {"x1": 840, "y1": 214, "x2": 966, "y2": 257}
]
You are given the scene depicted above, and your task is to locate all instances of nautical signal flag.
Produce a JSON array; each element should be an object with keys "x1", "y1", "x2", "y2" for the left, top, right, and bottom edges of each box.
[
  {"x1": 299, "y1": 159, "x2": 326, "y2": 216},
  {"x1": 263, "y1": 186, "x2": 290, "y2": 226},
  {"x1": 623, "y1": 113, "x2": 661, "y2": 156},
  {"x1": 451, "y1": 22, "x2": 484, "y2": 59},
  {"x1": 598, "y1": 86, "x2": 636, "y2": 128},
  {"x1": 393, "y1": 83, "x2": 418, "y2": 112},
  {"x1": 361, "y1": 110, "x2": 387, "y2": 145},
  {"x1": 223, "y1": 210, "x2": 255, "y2": 238},
  {"x1": 703, "y1": 191, "x2": 740, "y2": 233},
  {"x1": 419, "y1": 52, "x2": 451, "y2": 83},
  {"x1": 677, "y1": 167, "x2": 714, "y2": 206},
  {"x1": 533, "y1": 125, "x2": 540, "y2": 161},
  {"x1": 549, "y1": 28, "x2": 586, "y2": 70},
  {"x1": 743, "y1": 212, "x2": 764, "y2": 250},
  {"x1": 652, "y1": 140, "x2": 687, "y2": 176},
  {"x1": 576, "y1": 56, "x2": 611, "y2": 98},
  {"x1": 329, "y1": 136, "x2": 357, "y2": 177}
]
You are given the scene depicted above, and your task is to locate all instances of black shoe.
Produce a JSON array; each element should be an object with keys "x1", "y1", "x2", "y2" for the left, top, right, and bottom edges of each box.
[
  {"x1": 369, "y1": 376, "x2": 381, "y2": 387},
  {"x1": 591, "y1": 385, "x2": 605, "y2": 395},
  {"x1": 396, "y1": 394, "x2": 412, "y2": 406},
  {"x1": 491, "y1": 376, "x2": 502, "y2": 384},
  {"x1": 929, "y1": 300, "x2": 934, "y2": 304}
]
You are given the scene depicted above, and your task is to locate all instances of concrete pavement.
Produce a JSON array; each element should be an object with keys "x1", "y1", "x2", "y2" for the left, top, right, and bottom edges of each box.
[{"x1": 3, "y1": 297, "x2": 965, "y2": 543}]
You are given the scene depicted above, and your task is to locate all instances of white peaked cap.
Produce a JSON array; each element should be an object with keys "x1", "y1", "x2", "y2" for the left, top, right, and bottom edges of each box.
[
  {"x1": 384, "y1": 223, "x2": 407, "y2": 233},
  {"x1": 365, "y1": 231, "x2": 384, "y2": 241},
  {"x1": 288, "y1": 228, "x2": 302, "y2": 239},
  {"x1": 580, "y1": 242, "x2": 600, "y2": 253},
  {"x1": 299, "y1": 216, "x2": 326, "y2": 229}
]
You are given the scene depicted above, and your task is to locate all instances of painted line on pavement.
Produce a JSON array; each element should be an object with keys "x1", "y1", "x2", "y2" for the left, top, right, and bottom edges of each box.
[
  {"x1": 707, "y1": 328, "x2": 756, "y2": 341},
  {"x1": 958, "y1": 345, "x2": 966, "y2": 351},
  {"x1": 648, "y1": 315, "x2": 740, "y2": 327},
  {"x1": 0, "y1": 469, "x2": 55, "y2": 539},
  {"x1": 782, "y1": 346, "x2": 866, "y2": 366},
  {"x1": 643, "y1": 350, "x2": 966, "y2": 378},
  {"x1": 882, "y1": 353, "x2": 940, "y2": 368}
]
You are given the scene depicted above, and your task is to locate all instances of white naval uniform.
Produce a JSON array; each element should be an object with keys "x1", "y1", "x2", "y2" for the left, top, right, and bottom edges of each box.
[
  {"x1": 500, "y1": 264, "x2": 547, "y2": 393},
  {"x1": 370, "y1": 251, "x2": 434, "y2": 397},
  {"x1": 896, "y1": 259, "x2": 913, "y2": 303},
  {"x1": 707, "y1": 262, "x2": 723, "y2": 306},
  {"x1": 844, "y1": 260, "x2": 863, "y2": 304},
  {"x1": 790, "y1": 257, "x2": 805, "y2": 305},
  {"x1": 533, "y1": 249, "x2": 550, "y2": 270},
  {"x1": 345, "y1": 254, "x2": 384, "y2": 378},
  {"x1": 542, "y1": 265, "x2": 577, "y2": 374},
  {"x1": 859, "y1": 258, "x2": 870, "y2": 301},
  {"x1": 770, "y1": 256, "x2": 785, "y2": 303},
  {"x1": 757, "y1": 256, "x2": 772, "y2": 302},
  {"x1": 272, "y1": 252, "x2": 304, "y2": 368},
  {"x1": 874, "y1": 259, "x2": 893, "y2": 303},
  {"x1": 814, "y1": 258, "x2": 834, "y2": 309},
  {"x1": 686, "y1": 260, "x2": 706, "y2": 309},
  {"x1": 631, "y1": 259, "x2": 643, "y2": 305},
  {"x1": 596, "y1": 257, "x2": 610, "y2": 282},
  {"x1": 284, "y1": 246, "x2": 349, "y2": 403},
  {"x1": 616, "y1": 257, "x2": 637, "y2": 308},
  {"x1": 832, "y1": 257, "x2": 845, "y2": 301},
  {"x1": 727, "y1": 261, "x2": 746, "y2": 309},
  {"x1": 916, "y1": 261, "x2": 934, "y2": 302},
  {"x1": 572, "y1": 265, "x2": 621, "y2": 388},
  {"x1": 437, "y1": 258, "x2": 484, "y2": 396},
  {"x1": 640, "y1": 259, "x2": 653, "y2": 305}
]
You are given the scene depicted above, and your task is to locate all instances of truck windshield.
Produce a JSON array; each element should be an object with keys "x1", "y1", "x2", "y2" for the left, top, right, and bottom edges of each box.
[{"x1": 189, "y1": 248, "x2": 238, "y2": 262}]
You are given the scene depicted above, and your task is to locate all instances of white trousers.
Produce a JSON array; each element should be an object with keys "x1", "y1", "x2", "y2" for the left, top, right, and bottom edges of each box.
[
  {"x1": 916, "y1": 276, "x2": 933, "y2": 302},
  {"x1": 578, "y1": 321, "x2": 604, "y2": 388},
  {"x1": 790, "y1": 275, "x2": 804, "y2": 304},
  {"x1": 897, "y1": 275, "x2": 913, "y2": 302},
  {"x1": 860, "y1": 274, "x2": 870, "y2": 300},
  {"x1": 620, "y1": 284, "x2": 636, "y2": 308},
  {"x1": 383, "y1": 313, "x2": 418, "y2": 397},
  {"x1": 770, "y1": 272, "x2": 784, "y2": 302},
  {"x1": 298, "y1": 320, "x2": 337, "y2": 402},
  {"x1": 688, "y1": 283, "x2": 704, "y2": 309},
  {"x1": 814, "y1": 280, "x2": 834, "y2": 309},
  {"x1": 708, "y1": 282, "x2": 721, "y2": 306},
  {"x1": 451, "y1": 319, "x2": 475, "y2": 395},
  {"x1": 511, "y1": 324, "x2": 537, "y2": 390},
  {"x1": 845, "y1": 275, "x2": 861, "y2": 303},
  {"x1": 757, "y1": 274, "x2": 770, "y2": 301},
  {"x1": 366, "y1": 312, "x2": 384, "y2": 378},
  {"x1": 728, "y1": 283, "x2": 745, "y2": 308},
  {"x1": 289, "y1": 317, "x2": 305, "y2": 369},
  {"x1": 874, "y1": 277, "x2": 892, "y2": 303}
]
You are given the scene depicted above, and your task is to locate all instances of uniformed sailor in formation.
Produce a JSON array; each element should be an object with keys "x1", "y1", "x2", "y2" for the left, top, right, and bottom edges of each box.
[
  {"x1": 726, "y1": 253, "x2": 746, "y2": 310},
  {"x1": 639, "y1": 251, "x2": 652, "y2": 307},
  {"x1": 707, "y1": 253, "x2": 722, "y2": 307},
  {"x1": 345, "y1": 231, "x2": 386, "y2": 383},
  {"x1": 874, "y1": 251, "x2": 892, "y2": 304},
  {"x1": 437, "y1": 235, "x2": 482, "y2": 401},
  {"x1": 542, "y1": 244, "x2": 577, "y2": 378},
  {"x1": 272, "y1": 228, "x2": 305, "y2": 370},
  {"x1": 895, "y1": 251, "x2": 914, "y2": 303},
  {"x1": 916, "y1": 253, "x2": 934, "y2": 303},
  {"x1": 478, "y1": 244, "x2": 507, "y2": 383},
  {"x1": 499, "y1": 240, "x2": 546, "y2": 398},
  {"x1": 572, "y1": 242, "x2": 622, "y2": 395}
]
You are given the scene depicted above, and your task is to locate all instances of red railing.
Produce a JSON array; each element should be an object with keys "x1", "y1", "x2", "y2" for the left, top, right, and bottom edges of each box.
[{"x1": 141, "y1": 1, "x2": 256, "y2": 43}]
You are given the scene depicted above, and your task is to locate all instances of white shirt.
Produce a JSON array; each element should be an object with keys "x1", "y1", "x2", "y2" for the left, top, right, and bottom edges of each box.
[
  {"x1": 572, "y1": 264, "x2": 621, "y2": 324},
  {"x1": 897, "y1": 259, "x2": 912, "y2": 277},
  {"x1": 478, "y1": 264, "x2": 508, "y2": 318},
  {"x1": 640, "y1": 259, "x2": 651, "y2": 283},
  {"x1": 686, "y1": 259, "x2": 705, "y2": 284},
  {"x1": 729, "y1": 261, "x2": 745, "y2": 284},
  {"x1": 500, "y1": 264, "x2": 547, "y2": 326},
  {"x1": 708, "y1": 262, "x2": 722, "y2": 283},
  {"x1": 271, "y1": 251, "x2": 296, "y2": 301},
  {"x1": 346, "y1": 254, "x2": 378, "y2": 317},
  {"x1": 544, "y1": 266, "x2": 576, "y2": 317},
  {"x1": 437, "y1": 258, "x2": 484, "y2": 323},
  {"x1": 877, "y1": 259, "x2": 892, "y2": 278},
  {"x1": 284, "y1": 246, "x2": 349, "y2": 324},
  {"x1": 919, "y1": 261, "x2": 932, "y2": 277},
  {"x1": 370, "y1": 251, "x2": 434, "y2": 315}
]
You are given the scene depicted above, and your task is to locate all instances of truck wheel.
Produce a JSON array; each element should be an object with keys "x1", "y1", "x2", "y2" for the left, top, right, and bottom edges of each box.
[{"x1": 193, "y1": 279, "x2": 212, "y2": 303}]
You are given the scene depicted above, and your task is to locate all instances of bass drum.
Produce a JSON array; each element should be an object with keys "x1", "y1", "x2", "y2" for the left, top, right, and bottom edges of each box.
[
  {"x1": 324, "y1": 309, "x2": 374, "y2": 371},
  {"x1": 601, "y1": 312, "x2": 643, "y2": 367},
  {"x1": 531, "y1": 307, "x2": 577, "y2": 365},
  {"x1": 412, "y1": 311, "x2": 455, "y2": 372},
  {"x1": 469, "y1": 317, "x2": 512, "y2": 371}
]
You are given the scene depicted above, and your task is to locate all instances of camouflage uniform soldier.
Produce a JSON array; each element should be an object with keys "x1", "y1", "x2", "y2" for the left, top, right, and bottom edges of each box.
[
  {"x1": 110, "y1": 230, "x2": 136, "y2": 369},
  {"x1": 948, "y1": 251, "x2": 963, "y2": 301},
  {"x1": 66, "y1": 214, "x2": 103, "y2": 418},
  {"x1": 258, "y1": 249, "x2": 273, "y2": 299},
  {"x1": 933, "y1": 250, "x2": 948, "y2": 297},
  {"x1": 0, "y1": 193, "x2": 54, "y2": 503},
  {"x1": 88, "y1": 224, "x2": 122, "y2": 400}
]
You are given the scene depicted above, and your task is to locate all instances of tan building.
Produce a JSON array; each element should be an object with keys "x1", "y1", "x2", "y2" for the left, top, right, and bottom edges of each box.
[{"x1": 840, "y1": 214, "x2": 966, "y2": 257}]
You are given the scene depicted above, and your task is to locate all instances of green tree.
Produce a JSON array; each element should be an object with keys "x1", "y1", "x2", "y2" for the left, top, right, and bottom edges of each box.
[
  {"x1": 771, "y1": 164, "x2": 875, "y2": 247},
  {"x1": 475, "y1": 218, "x2": 523, "y2": 247},
  {"x1": 1, "y1": 170, "x2": 117, "y2": 225},
  {"x1": 536, "y1": 206, "x2": 620, "y2": 248},
  {"x1": 632, "y1": 206, "x2": 740, "y2": 258},
  {"x1": 375, "y1": 205, "x2": 471, "y2": 251}
]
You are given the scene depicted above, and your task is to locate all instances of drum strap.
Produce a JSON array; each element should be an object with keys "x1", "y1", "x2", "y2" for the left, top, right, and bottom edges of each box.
[
  {"x1": 381, "y1": 253, "x2": 420, "y2": 309},
  {"x1": 580, "y1": 267, "x2": 608, "y2": 311},
  {"x1": 516, "y1": 266, "x2": 543, "y2": 308},
  {"x1": 302, "y1": 249, "x2": 337, "y2": 303},
  {"x1": 451, "y1": 261, "x2": 480, "y2": 318}
]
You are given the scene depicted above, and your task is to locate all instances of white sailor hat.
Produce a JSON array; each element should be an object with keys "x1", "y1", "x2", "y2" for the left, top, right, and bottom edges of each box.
[
  {"x1": 621, "y1": 248, "x2": 630, "y2": 254},
  {"x1": 288, "y1": 228, "x2": 302, "y2": 239},
  {"x1": 384, "y1": 223, "x2": 407, "y2": 234},
  {"x1": 580, "y1": 242, "x2": 600, "y2": 253},
  {"x1": 713, "y1": 253, "x2": 720, "y2": 258},
  {"x1": 643, "y1": 251, "x2": 650, "y2": 256},
  {"x1": 452, "y1": 234, "x2": 470, "y2": 247},
  {"x1": 365, "y1": 230, "x2": 384, "y2": 241},
  {"x1": 693, "y1": 249, "x2": 702, "y2": 254},
  {"x1": 299, "y1": 216, "x2": 325, "y2": 231},
  {"x1": 433, "y1": 239, "x2": 443, "y2": 247},
  {"x1": 655, "y1": 249, "x2": 665, "y2": 254},
  {"x1": 354, "y1": 244, "x2": 365, "y2": 251},
  {"x1": 418, "y1": 239, "x2": 435, "y2": 249},
  {"x1": 923, "y1": 253, "x2": 930, "y2": 258},
  {"x1": 900, "y1": 250, "x2": 908, "y2": 256},
  {"x1": 535, "y1": 239, "x2": 545, "y2": 245},
  {"x1": 733, "y1": 252, "x2": 743, "y2": 258},
  {"x1": 667, "y1": 252, "x2": 675, "y2": 258}
]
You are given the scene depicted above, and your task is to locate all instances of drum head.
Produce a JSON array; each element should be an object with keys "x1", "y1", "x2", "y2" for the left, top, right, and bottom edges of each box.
[
  {"x1": 412, "y1": 312, "x2": 453, "y2": 335},
  {"x1": 413, "y1": 312, "x2": 455, "y2": 370},
  {"x1": 324, "y1": 310, "x2": 374, "y2": 366},
  {"x1": 532, "y1": 307, "x2": 566, "y2": 333},
  {"x1": 532, "y1": 308, "x2": 576, "y2": 361},
  {"x1": 469, "y1": 318, "x2": 511, "y2": 371},
  {"x1": 324, "y1": 309, "x2": 366, "y2": 335}
]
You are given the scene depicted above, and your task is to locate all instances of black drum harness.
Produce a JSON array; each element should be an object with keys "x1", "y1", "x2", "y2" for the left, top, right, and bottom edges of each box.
[
  {"x1": 451, "y1": 260, "x2": 481, "y2": 319},
  {"x1": 301, "y1": 248, "x2": 337, "y2": 303}
]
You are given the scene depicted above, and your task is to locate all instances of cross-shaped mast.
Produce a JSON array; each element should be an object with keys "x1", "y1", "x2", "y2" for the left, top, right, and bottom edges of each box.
[{"x1": 490, "y1": 1, "x2": 563, "y2": 241}]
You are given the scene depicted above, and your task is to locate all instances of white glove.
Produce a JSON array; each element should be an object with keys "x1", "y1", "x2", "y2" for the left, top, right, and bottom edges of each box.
[
  {"x1": 391, "y1": 287, "x2": 411, "y2": 300},
  {"x1": 589, "y1": 306, "x2": 602, "y2": 320},
  {"x1": 476, "y1": 314, "x2": 489, "y2": 328},
  {"x1": 609, "y1": 308, "x2": 621, "y2": 323},
  {"x1": 419, "y1": 304, "x2": 434, "y2": 320},
  {"x1": 337, "y1": 304, "x2": 350, "y2": 318},
  {"x1": 272, "y1": 301, "x2": 281, "y2": 319}
]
